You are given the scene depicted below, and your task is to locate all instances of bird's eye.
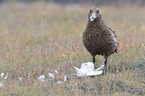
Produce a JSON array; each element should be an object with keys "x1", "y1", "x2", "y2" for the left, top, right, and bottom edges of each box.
[
  {"x1": 90, "y1": 10, "x2": 92, "y2": 13},
  {"x1": 96, "y1": 10, "x2": 99, "y2": 13}
]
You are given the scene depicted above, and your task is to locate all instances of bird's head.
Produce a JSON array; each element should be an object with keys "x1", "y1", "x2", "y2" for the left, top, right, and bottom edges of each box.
[{"x1": 88, "y1": 8, "x2": 102, "y2": 22}]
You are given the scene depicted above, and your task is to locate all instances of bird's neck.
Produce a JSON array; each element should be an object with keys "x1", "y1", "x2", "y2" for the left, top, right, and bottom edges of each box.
[
  {"x1": 88, "y1": 18, "x2": 104, "y2": 26},
  {"x1": 86, "y1": 18, "x2": 109, "y2": 32}
]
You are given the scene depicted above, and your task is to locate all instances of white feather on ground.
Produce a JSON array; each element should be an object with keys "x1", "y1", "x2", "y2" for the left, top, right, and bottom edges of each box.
[
  {"x1": 38, "y1": 75, "x2": 45, "y2": 82},
  {"x1": 73, "y1": 62, "x2": 104, "y2": 77},
  {"x1": 48, "y1": 72, "x2": 55, "y2": 79}
]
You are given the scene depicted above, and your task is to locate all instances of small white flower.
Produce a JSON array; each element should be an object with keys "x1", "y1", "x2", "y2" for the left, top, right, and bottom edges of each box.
[
  {"x1": 64, "y1": 75, "x2": 67, "y2": 81},
  {"x1": 1, "y1": 73, "x2": 4, "y2": 78},
  {"x1": 0, "y1": 82, "x2": 3, "y2": 87},
  {"x1": 19, "y1": 77, "x2": 22, "y2": 82},
  {"x1": 55, "y1": 69, "x2": 58, "y2": 73},
  {"x1": 38, "y1": 75, "x2": 45, "y2": 82},
  {"x1": 48, "y1": 72, "x2": 55, "y2": 79}
]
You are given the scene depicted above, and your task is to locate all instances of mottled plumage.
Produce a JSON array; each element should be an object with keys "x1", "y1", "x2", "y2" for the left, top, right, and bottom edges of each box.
[{"x1": 83, "y1": 8, "x2": 118, "y2": 74}]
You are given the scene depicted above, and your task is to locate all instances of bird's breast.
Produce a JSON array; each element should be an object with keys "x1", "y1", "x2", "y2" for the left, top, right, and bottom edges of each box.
[{"x1": 83, "y1": 22, "x2": 117, "y2": 56}]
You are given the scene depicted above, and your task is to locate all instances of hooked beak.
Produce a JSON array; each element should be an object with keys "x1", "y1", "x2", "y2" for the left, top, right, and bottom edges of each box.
[{"x1": 90, "y1": 13, "x2": 97, "y2": 22}]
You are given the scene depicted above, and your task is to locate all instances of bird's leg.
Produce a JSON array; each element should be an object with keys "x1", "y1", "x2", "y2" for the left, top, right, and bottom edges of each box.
[
  {"x1": 93, "y1": 57, "x2": 95, "y2": 64},
  {"x1": 103, "y1": 59, "x2": 108, "y2": 75}
]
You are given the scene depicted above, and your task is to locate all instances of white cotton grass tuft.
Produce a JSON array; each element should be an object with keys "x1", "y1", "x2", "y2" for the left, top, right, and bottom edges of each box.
[
  {"x1": 73, "y1": 62, "x2": 104, "y2": 77},
  {"x1": 19, "y1": 77, "x2": 23, "y2": 82},
  {"x1": 1, "y1": 73, "x2": 8, "y2": 79},
  {"x1": 4, "y1": 74, "x2": 8, "y2": 79},
  {"x1": 38, "y1": 75, "x2": 45, "y2": 82},
  {"x1": 0, "y1": 82, "x2": 3, "y2": 87},
  {"x1": 1, "y1": 73, "x2": 4, "y2": 78},
  {"x1": 57, "y1": 81, "x2": 63, "y2": 84},
  {"x1": 64, "y1": 75, "x2": 67, "y2": 81},
  {"x1": 48, "y1": 72, "x2": 55, "y2": 79},
  {"x1": 55, "y1": 69, "x2": 58, "y2": 73}
]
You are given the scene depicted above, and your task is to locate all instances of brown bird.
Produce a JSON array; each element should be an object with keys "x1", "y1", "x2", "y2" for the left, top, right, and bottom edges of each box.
[{"x1": 83, "y1": 8, "x2": 118, "y2": 74}]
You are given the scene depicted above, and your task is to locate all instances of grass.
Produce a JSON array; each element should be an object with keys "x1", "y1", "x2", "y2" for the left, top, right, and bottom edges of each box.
[{"x1": 0, "y1": 1, "x2": 145, "y2": 96}]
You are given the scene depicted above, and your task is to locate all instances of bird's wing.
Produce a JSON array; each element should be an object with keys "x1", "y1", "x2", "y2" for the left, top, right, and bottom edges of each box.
[
  {"x1": 86, "y1": 71, "x2": 103, "y2": 76},
  {"x1": 109, "y1": 27, "x2": 117, "y2": 37},
  {"x1": 95, "y1": 65, "x2": 104, "y2": 71},
  {"x1": 72, "y1": 65, "x2": 80, "y2": 72},
  {"x1": 108, "y1": 27, "x2": 118, "y2": 53}
]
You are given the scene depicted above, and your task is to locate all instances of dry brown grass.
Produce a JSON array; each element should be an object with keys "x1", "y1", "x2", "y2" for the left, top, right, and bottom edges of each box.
[{"x1": 0, "y1": 1, "x2": 144, "y2": 96}]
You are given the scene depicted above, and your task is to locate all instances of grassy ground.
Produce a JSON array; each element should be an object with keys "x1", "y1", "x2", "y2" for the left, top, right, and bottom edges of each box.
[{"x1": 0, "y1": 1, "x2": 144, "y2": 96}]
